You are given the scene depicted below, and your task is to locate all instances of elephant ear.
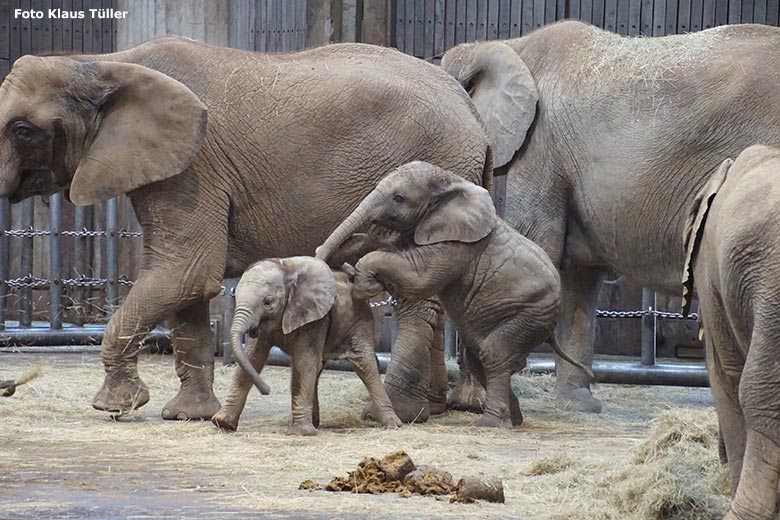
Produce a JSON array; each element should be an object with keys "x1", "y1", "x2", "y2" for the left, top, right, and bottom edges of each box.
[
  {"x1": 415, "y1": 178, "x2": 497, "y2": 245},
  {"x1": 279, "y1": 257, "x2": 337, "y2": 335},
  {"x1": 69, "y1": 61, "x2": 207, "y2": 206},
  {"x1": 681, "y1": 158, "x2": 732, "y2": 316},
  {"x1": 441, "y1": 42, "x2": 538, "y2": 168}
]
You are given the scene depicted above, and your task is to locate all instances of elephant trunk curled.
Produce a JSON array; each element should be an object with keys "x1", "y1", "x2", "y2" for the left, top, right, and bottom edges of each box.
[
  {"x1": 316, "y1": 188, "x2": 383, "y2": 262},
  {"x1": 230, "y1": 307, "x2": 271, "y2": 396}
]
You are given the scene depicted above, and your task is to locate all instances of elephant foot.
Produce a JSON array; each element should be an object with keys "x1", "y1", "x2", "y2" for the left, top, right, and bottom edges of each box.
[
  {"x1": 384, "y1": 390, "x2": 430, "y2": 424},
  {"x1": 161, "y1": 386, "x2": 221, "y2": 421},
  {"x1": 362, "y1": 402, "x2": 403, "y2": 428},
  {"x1": 289, "y1": 422, "x2": 318, "y2": 436},
  {"x1": 92, "y1": 372, "x2": 150, "y2": 414},
  {"x1": 554, "y1": 387, "x2": 603, "y2": 414},
  {"x1": 475, "y1": 412, "x2": 512, "y2": 429},
  {"x1": 447, "y1": 376, "x2": 486, "y2": 413},
  {"x1": 211, "y1": 407, "x2": 240, "y2": 432},
  {"x1": 509, "y1": 395, "x2": 524, "y2": 427},
  {"x1": 428, "y1": 399, "x2": 447, "y2": 416}
]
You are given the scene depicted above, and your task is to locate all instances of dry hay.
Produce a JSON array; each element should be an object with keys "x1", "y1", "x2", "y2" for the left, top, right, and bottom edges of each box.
[{"x1": 0, "y1": 352, "x2": 724, "y2": 519}]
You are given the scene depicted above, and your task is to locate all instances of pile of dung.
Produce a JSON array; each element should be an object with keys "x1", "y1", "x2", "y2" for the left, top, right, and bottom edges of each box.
[{"x1": 301, "y1": 450, "x2": 503, "y2": 503}]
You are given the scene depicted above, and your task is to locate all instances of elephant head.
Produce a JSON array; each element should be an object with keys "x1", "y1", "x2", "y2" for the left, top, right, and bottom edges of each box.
[
  {"x1": 440, "y1": 41, "x2": 538, "y2": 168},
  {"x1": 0, "y1": 55, "x2": 207, "y2": 205},
  {"x1": 231, "y1": 257, "x2": 337, "y2": 396},
  {"x1": 316, "y1": 161, "x2": 497, "y2": 262},
  {"x1": 681, "y1": 158, "x2": 733, "y2": 316}
]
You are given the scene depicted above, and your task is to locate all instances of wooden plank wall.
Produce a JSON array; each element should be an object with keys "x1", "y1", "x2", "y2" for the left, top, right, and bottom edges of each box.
[{"x1": 394, "y1": 0, "x2": 780, "y2": 59}]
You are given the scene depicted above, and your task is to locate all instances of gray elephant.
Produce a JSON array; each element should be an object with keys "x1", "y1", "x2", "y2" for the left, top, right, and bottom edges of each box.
[
  {"x1": 681, "y1": 145, "x2": 780, "y2": 520},
  {"x1": 0, "y1": 37, "x2": 492, "y2": 422},
  {"x1": 440, "y1": 21, "x2": 780, "y2": 414},
  {"x1": 211, "y1": 257, "x2": 401, "y2": 435},
  {"x1": 317, "y1": 161, "x2": 594, "y2": 428}
]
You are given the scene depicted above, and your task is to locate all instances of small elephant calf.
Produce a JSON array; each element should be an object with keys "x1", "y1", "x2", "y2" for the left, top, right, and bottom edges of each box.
[
  {"x1": 211, "y1": 256, "x2": 402, "y2": 435},
  {"x1": 682, "y1": 145, "x2": 780, "y2": 519},
  {"x1": 317, "y1": 161, "x2": 594, "y2": 428}
]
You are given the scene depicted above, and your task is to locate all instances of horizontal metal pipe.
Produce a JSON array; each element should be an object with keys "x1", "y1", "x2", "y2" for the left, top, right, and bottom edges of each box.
[
  {"x1": 265, "y1": 346, "x2": 390, "y2": 374},
  {"x1": 526, "y1": 356, "x2": 709, "y2": 387},
  {"x1": 0, "y1": 326, "x2": 171, "y2": 347}
]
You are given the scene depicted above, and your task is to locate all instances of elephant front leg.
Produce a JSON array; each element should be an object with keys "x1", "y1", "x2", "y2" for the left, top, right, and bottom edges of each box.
[
  {"x1": 288, "y1": 326, "x2": 328, "y2": 436},
  {"x1": 553, "y1": 266, "x2": 603, "y2": 413},
  {"x1": 161, "y1": 301, "x2": 222, "y2": 420},
  {"x1": 381, "y1": 298, "x2": 440, "y2": 423},
  {"x1": 468, "y1": 339, "x2": 523, "y2": 429},
  {"x1": 212, "y1": 337, "x2": 271, "y2": 431},
  {"x1": 92, "y1": 271, "x2": 175, "y2": 414}
]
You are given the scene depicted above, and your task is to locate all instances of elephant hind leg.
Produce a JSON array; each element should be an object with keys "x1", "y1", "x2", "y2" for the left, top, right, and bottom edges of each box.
[
  {"x1": 728, "y1": 327, "x2": 780, "y2": 519},
  {"x1": 553, "y1": 267, "x2": 603, "y2": 414},
  {"x1": 162, "y1": 300, "x2": 222, "y2": 421}
]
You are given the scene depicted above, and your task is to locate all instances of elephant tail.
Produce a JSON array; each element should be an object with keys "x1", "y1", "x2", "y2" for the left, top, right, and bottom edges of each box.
[
  {"x1": 482, "y1": 144, "x2": 494, "y2": 195},
  {"x1": 548, "y1": 335, "x2": 596, "y2": 382}
]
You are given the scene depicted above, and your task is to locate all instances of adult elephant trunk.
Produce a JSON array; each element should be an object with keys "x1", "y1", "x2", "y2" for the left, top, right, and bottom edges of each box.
[
  {"x1": 316, "y1": 188, "x2": 383, "y2": 262},
  {"x1": 230, "y1": 307, "x2": 271, "y2": 396}
]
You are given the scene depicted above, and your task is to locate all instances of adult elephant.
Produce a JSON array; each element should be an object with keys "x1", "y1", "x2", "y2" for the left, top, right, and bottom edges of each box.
[
  {"x1": 441, "y1": 21, "x2": 780, "y2": 413},
  {"x1": 0, "y1": 37, "x2": 492, "y2": 421}
]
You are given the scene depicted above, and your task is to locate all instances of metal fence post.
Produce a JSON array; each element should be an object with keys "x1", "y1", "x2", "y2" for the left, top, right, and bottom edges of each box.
[
  {"x1": 19, "y1": 198, "x2": 35, "y2": 327},
  {"x1": 48, "y1": 193, "x2": 62, "y2": 329},
  {"x1": 105, "y1": 197, "x2": 118, "y2": 313},
  {"x1": 641, "y1": 288, "x2": 657, "y2": 366},
  {"x1": 222, "y1": 278, "x2": 238, "y2": 366},
  {"x1": 444, "y1": 320, "x2": 458, "y2": 359},
  {"x1": 0, "y1": 197, "x2": 9, "y2": 330}
]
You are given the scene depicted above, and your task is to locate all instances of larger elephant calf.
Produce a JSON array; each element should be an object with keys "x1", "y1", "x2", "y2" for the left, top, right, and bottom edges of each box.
[{"x1": 317, "y1": 161, "x2": 594, "y2": 428}]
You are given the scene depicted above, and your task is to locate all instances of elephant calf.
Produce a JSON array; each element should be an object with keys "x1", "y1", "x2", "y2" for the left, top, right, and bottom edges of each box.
[
  {"x1": 317, "y1": 162, "x2": 594, "y2": 428},
  {"x1": 682, "y1": 145, "x2": 780, "y2": 520},
  {"x1": 211, "y1": 257, "x2": 402, "y2": 435}
]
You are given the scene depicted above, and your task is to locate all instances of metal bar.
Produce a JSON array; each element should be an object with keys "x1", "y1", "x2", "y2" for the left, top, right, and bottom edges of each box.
[
  {"x1": 222, "y1": 278, "x2": 238, "y2": 366},
  {"x1": 0, "y1": 197, "x2": 10, "y2": 330},
  {"x1": 444, "y1": 320, "x2": 457, "y2": 358},
  {"x1": 0, "y1": 325, "x2": 171, "y2": 347},
  {"x1": 71, "y1": 205, "x2": 86, "y2": 326},
  {"x1": 641, "y1": 288, "x2": 657, "y2": 365},
  {"x1": 105, "y1": 197, "x2": 118, "y2": 313},
  {"x1": 526, "y1": 355, "x2": 709, "y2": 387},
  {"x1": 48, "y1": 193, "x2": 63, "y2": 329},
  {"x1": 19, "y1": 198, "x2": 35, "y2": 328},
  {"x1": 265, "y1": 346, "x2": 390, "y2": 373}
]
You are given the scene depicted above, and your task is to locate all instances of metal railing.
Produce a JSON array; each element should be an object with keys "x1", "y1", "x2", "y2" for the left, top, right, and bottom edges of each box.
[{"x1": 0, "y1": 194, "x2": 708, "y2": 387}]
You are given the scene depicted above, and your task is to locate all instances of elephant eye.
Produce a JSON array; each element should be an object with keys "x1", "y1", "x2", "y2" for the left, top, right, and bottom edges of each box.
[
  {"x1": 263, "y1": 296, "x2": 274, "y2": 307},
  {"x1": 11, "y1": 121, "x2": 34, "y2": 145},
  {"x1": 392, "y1": 194, "x2": 405, "y2": 204}
]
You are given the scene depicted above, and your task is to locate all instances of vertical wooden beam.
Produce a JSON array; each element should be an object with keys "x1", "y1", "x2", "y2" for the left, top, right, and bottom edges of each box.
[
  {"x1": 678, "y1": 0, "x2": 691, "y2": 32},
  {"x1": 509, "y1": 0, "x2": 521, "y2": 37}
]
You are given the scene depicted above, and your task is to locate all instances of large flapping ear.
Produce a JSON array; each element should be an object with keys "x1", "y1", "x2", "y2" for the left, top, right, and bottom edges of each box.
[
  {"x1": 415, "y1": 176, "x2": 497, "y2": 245},
  {"x1": 441, "y1": 42, "x2": 538, "y2": 168},
  {"x1": 279, "y1": 257, "x2": 337, "y2": 335},
  {"x1": 69, "y1": 61, "x2": 207, "y2": 205},
  {"x1": 681, "y1": 158, "x2": 732, "y2": 315}
]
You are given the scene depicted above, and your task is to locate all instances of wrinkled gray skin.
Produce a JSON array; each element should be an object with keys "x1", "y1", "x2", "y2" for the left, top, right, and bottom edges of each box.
[
  {"x1": 441, "y1": 21, "x2": 780, "y2": 414},
  {"x1": 211, "y1": 257, "x2": 401, "y2": 436},
  {"x1": 0, "y1": 37, "x2": 491, "y2": 422},
  {"x1": 317, "y1": 162, "x2": 594, "y2": 428},
  {"x1": 682, "y1": 145, "x2": 780, "y2": 520}
]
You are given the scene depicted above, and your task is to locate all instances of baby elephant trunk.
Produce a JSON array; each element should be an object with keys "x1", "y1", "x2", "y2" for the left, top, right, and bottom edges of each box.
[
  {"x1": 230, "y1": 308, "x2": 271, "y2": 396},
  {"x1": 316, "y1": 188, "x2": 383, "y2": 262},
  {"x1": 548, "y1": 335, "x2": 597, "y2": 382}
]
